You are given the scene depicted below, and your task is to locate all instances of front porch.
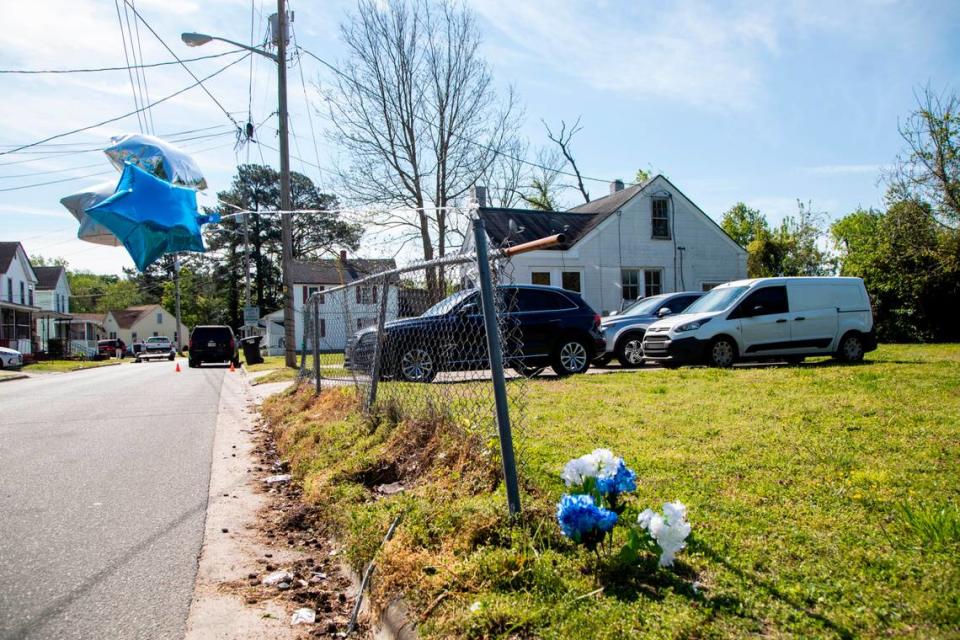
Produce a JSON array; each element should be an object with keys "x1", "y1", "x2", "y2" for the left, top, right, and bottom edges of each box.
[
  {"x1": 0, "y1": 301, "x2": 38, "y2": 355},
  {"x1": 36, "y1": 310, "x2": 72, "y2": 356}
]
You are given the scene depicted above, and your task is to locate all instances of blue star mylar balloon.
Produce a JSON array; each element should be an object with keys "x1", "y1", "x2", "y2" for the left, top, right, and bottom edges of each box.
[{"x1": 85, "y1": 162, "x2": 209, "y2": 271}]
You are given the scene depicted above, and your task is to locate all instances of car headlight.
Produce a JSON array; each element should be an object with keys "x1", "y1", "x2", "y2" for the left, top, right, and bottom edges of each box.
[{"x1": 676, "y1": 318, "x2": 710, "y2": 332}]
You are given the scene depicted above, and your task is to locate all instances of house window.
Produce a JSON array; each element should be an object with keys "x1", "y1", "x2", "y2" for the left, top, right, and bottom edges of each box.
[
  {"x1": 652, "y1": 198, "x2": 670, "y2": 239},
  {"x1": 153, "y1": 331, "x2": 159, "y2": 337},
  {"x1": 561, "y1": 271, "x2": 581, "y2": 293},
  {"x1": 320, "y1": 318, "x2": 326, "y2": 338},
  {"x1": 20, "y1": 282, "x2": 25, "y2": 305},
  {"x1": 531, "y1": 272, "x2": 551, "y2": 286},
  {"x1": 644, "y1": 269, "x2": 663, "y2": 296},
  {"x1": 621, "y1": 269, "x2": 640, "y2": 301},
  {"x1": 28, "y1": 288, "x2": 33, "y2": 307},
  {"x1": 6, "y1": 278, "x2": 11, "y2": 302},
  {"x1": 357, "y1": 286, "x2": 378, "y2": 304},
  {"x1": 156, "y1": 312, "x2": 163, "y2": 324},
  {"x1": 132, "y1": 332, "x2": 138, "y2": 341},
  {"x1": 317, "y1": 285, "x2": 325, "y2": 304},
  {"x1": 110, "y1": 331, "x2": 117, "y2": 339},
  {"x1": 701, "y1": 282, "x2": 722, "y2": 292}
]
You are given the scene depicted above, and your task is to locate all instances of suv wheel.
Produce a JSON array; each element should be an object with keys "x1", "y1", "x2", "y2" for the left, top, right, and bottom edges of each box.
[
  {"x1": 708, "y1": 337, "x2": 737, "y2": 368},
  {"x1": 836, "y1": 333, "x2": 865, "y2": 363},
  {"x1": 189, "y1": 359, "x2": 200, "y2": 368},
  {"x1": 552, "y1": 338, "x2": 590, "y2": 377},
  {"x1": 615, "y1": 332, "x2": 645, "y2": 368},
  {"x1": 398, "y1": 348, "x2": 436, "y2": 383}
]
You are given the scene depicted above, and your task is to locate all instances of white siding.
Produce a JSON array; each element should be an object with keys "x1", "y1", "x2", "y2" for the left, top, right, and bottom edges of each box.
[{"x1": 292, "y1": 282, "x2": 400, "y2": 351}]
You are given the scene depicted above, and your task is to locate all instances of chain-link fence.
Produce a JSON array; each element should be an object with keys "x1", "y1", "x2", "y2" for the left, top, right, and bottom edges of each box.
[{"x1": 296, "y1": 220, "x2": 560, "y2": 513}]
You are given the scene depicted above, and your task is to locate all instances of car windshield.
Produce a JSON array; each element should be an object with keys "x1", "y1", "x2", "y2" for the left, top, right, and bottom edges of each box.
[
  {"x1": 146, "y1": 337, "x2": 168, "y2": 343},
  {"x1": 683, "y1": 286, "x2": 749, "y2": 314},
  {"x1": 620, "y1": 295, "x2": 668, "y2": 317},
  {"x1": 420, "y1": 289, "x2": 476, "y2": 317}
]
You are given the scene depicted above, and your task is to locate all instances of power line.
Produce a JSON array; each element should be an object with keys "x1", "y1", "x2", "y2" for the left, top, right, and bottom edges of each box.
[
  {"x1": 122, "y1": 0, "x2": 241, "y2": 129},
  {"x1": 0, "y1": 49, "x2": 246, "y2": 75},
  {"x1": 296, "y1": 45, "x2": 615, "y2": 186},
  {"x1": 0, "y1": 53, "x2": 250, "y2": 157},
  {"x1": 129, "y1": 0, "x2": 156, "y2": 135},
  {"x1": 113, "y1": 0, "x2": 144, "y2": 133},
  {"x1": 0, "y1": 170, "x2": 117, "y2": 193}
]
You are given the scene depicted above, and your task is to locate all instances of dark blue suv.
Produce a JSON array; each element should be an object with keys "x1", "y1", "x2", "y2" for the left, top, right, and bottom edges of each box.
[{"x1": 345, "y1": 285, "x2": 605, "y2": 382}]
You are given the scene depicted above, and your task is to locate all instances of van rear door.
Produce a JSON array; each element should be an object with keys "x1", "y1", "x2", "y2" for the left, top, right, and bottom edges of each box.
[{"x1": 785, "y1": 283, "x2": 838, "y2": 353}]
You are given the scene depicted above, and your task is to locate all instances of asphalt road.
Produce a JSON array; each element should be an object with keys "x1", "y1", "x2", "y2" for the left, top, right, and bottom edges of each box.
[{"x1": 0, "y1": 360, "x2": 228, "y2": 640}]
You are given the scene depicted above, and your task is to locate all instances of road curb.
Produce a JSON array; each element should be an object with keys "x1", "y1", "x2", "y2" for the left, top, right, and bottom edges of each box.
[{"x1": 0, "y1": 374, "x2": 29, "y2": 383}]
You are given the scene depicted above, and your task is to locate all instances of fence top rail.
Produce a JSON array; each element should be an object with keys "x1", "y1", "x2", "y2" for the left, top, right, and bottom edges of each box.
[{"x1": 305, "y1": 231, "x2": 565, "y2": 304}]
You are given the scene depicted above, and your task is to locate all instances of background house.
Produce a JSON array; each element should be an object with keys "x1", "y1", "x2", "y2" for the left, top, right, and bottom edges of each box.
[
  {"x1": 69, "y1": 312, "x2": 106, "y2": 357},
  {"x1": 33, "y1": 265, "x2": 72, "y2": 355},
  {"x1": 468, "y1": 175, "x2": 747, "y2": 315},
  {"x1": 102, "y1": 304, "x2": 188, "y2": 347},
  {"x1": 0, "y1": 242, "x2": 39, "y2": 355},
  {"x1": 290, "y1": 253, "x2": 398, "y2": 351}
]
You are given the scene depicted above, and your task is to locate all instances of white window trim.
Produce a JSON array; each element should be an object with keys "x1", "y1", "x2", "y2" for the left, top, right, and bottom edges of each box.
[{"x1": 642, "y1": 268, "x2": 664, "y2": 297}]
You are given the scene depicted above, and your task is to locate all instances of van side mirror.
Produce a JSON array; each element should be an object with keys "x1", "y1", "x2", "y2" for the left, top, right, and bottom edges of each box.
[
  {"x1": 657, "y1": 307, "x2": 673, "y2": 317},
  {"x1": 458, "y1": 303, "x2": 479, "y2": 316}
]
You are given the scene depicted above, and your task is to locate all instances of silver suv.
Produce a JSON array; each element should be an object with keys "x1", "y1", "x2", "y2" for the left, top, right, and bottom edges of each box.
[{"x1": 597, "y1": 292, "x2": 703, "y2": 367}]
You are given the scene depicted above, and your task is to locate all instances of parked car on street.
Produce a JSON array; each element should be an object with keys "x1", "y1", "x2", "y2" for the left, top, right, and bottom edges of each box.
[
  {"x1": 0, "y1": 346, "x2": 23, "y2": 369},
  {"x1": 188, "y1": 325, "x2": 239, "y2": 368},
  {"x1": 135, "y1": 336, "x2": 176, "y2": 362},
  {"x1": 97, "y1": 339, "x2": 126, "y2": 359},
  {"x1": 597, "y1": 291, "x2": 704, "y2": 367},
  {"x1": 642, "y1": 277, "x2": 877, "y2": 367},
  {"x1": 345, "y1": 285, "x2": 605, "y2": 382}
]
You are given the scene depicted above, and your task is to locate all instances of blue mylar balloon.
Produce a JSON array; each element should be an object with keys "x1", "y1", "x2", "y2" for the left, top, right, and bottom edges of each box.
[{"x1": 85, "y1": 162, "x2": 206, "y2": 271}]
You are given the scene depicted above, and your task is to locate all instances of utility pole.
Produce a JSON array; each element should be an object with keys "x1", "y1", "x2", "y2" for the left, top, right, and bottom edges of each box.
[
  {"x1": 242, "y1": 210, "x2": 252, "y2": 337},
  {"x1": 174, "y1": 256, "x2": 183, "y2": 352},
  {"x1": 276, "y1": 0, "x2": 296, "y2": 368}
]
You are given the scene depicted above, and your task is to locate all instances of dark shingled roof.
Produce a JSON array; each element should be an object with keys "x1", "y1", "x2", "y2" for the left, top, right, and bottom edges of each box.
[
  {"x1": 290, "y1": 258, "x2": 397, "y2": 284},
  {"x1": 109, "y1": 304, "x2": 159, "y2": 329},
  {"x1": 0, "y1": 242, "x2": 23, "y2": 273},
  {"x1": 477, "y1": 178, "x2": 654, "y2": 249},
  {"x1": 33, "y1": 266, "x2": 66, "y2": 290},
  {"x1": 476, "y1": 207, "x2": 595, "y2": 249}
]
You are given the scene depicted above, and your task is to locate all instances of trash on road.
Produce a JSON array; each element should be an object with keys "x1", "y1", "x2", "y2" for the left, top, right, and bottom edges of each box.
[
  {"x1": 263, "y1": 474, "x2": 291, "y2": 485},
  {"x1": 291, "y1": 607, "x2": 316, "y2": 625},
  {"x1": 262, "y1": 570, "x2": 294, "y2": 586}
]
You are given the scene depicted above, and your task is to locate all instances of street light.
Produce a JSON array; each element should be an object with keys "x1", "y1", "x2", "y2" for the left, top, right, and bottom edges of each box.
[{"x1": 181, "y1": 1, "x2": 296, "y2": 368}]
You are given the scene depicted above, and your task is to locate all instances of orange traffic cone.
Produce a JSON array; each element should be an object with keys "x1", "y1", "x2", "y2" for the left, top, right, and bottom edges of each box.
[
  {"x1": 229, "y1": 361, "x2": 235, "y2": 372},
  {"x1": 175, "y1": 362, "x2": 181, "y2": 373}
]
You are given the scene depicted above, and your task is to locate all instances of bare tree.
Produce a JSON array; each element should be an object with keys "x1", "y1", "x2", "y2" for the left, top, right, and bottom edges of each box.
[
  {"x1": 887, "y1": 85, "x2": 960, "y2": 228},
  {"x1": 325, "y1": 0, "x2": 520, "y2": 294},
  {"x1": 479, "y1": 138, "x2": 528, "y2": 209},
  {"x1": 544, "y1": 117, "x2": 590, "y2": 204},
  {"x1": 520, "y1": 147, "x2": 564, "y2": 211}
]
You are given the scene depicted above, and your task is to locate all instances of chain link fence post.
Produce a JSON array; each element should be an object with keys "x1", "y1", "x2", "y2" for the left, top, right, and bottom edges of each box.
[
  {"x1": 312, "y1": 295, "x2": 321, "y2": 394},
  {"x1": 473, "y1": 218, "x2": 521, "y2": 517},
  {"x1": 367, "y1": 275, "x2": 390, "y2": 411}
]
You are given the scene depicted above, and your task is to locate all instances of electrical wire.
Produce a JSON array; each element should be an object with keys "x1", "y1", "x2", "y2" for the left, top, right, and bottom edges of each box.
[
  {"x1": 129, "y1": 0, "x2": 156, "y2": 134},
  {"x1": 0, "y1": 49, "x2": 247, "y2": 75},
  {"x1": 122, "y1": 0, "x2": 150, "y2": 134},
  {"x1": 113, "y1": 0, "x2": 144, "y2": 133},
  {"x1": 0, "y1": 53, "x2": 250, "y2": 157},
  {"x1": 122, "y1": 0, "x2": 241, "y2": 130},
  {"x1": 296, "y1": 45, "x2": 616, "y2": 186},
  {"x1": 292, "y1": 33, "x2": 325, "y2": 191}
]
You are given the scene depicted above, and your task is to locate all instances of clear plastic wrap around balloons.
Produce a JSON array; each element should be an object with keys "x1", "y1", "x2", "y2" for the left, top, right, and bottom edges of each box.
[
  {"x1": 104, "y1": 133, "x2": 208, "y2": 190},
  {"x1": 59, "y1": 181, "x2": 123, "y2": 247}
]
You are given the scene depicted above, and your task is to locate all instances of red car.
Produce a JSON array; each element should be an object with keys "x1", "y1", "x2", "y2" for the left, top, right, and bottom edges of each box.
[{"x1": 97, "y1": 339, "x2": 126, "y2": 359}]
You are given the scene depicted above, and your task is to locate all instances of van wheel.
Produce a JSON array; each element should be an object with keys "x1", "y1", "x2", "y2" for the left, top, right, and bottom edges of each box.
[
  {"x1": 707, "y1": 337, "x2": 737, "y2": 368},
  {"x1": 552, "y1": 338, "x2": 591, "y2": 377},
  {"x1": 615, "y1": 332, "x2": 645, "y2": 368},
  {"x1": 836, "y1": 333, "x2": 865, "y2": 363}
]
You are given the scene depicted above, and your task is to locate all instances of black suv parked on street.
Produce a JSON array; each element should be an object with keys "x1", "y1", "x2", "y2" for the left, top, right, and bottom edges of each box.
[
  {"x1": 346, "y1": 285, "x2": 605, "y2": 382},
  {"x1": 188, "y1": 325, "x2": 240, "y2": 368}
]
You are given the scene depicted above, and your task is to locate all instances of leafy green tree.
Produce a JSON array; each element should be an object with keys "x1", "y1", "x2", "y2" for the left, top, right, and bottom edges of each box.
[
  {"x1": 774, "y1": 200, "x2": 833, "y2": 276},
  {"x1": 95, "y1": 279, "x2": 144, "y2": 312},
  {"x1": 721, "y1": 203, "x2": 769, "y2": 248},
  {"x1": 67, "y1": 272, "x2": 118, "y2": 313},
  {"x1": 634, "y1": 168, "x2": 651, "y2": 184}
]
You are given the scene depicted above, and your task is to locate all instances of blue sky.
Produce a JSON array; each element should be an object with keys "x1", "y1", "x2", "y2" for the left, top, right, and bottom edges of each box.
[{"x1": 1, "y1": 0, "x2": 958, "y2": 274}]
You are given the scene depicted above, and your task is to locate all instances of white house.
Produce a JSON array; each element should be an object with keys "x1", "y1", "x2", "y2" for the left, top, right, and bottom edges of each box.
[
  {"x1": 0, "y1": 242, "x2": 39, "y2": 355},
  {"x1": 33, "y1": 265, "x2": 72, "y2": 355},
  {"x1": 289, "y1": 254, "x2": 398, "y2": 351},
  {"x1": 467, "y1": 175, "x2": 747, "y2": 315},
  {"x1": 103, "y1": 304, "x2": 188, "y2": 347}
]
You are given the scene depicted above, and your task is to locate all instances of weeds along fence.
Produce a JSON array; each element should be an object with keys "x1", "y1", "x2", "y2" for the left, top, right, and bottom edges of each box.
[{"x1": 297, "y1": 219, "x2": 565, "y2": 514}]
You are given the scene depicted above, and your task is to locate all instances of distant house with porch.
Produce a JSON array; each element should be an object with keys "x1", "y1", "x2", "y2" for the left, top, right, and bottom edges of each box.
[
  {"x1": 0, "y1": 242, "x2": 39, "y2": 355},
  {"x1": 289, "y1": 252, "x2": 398, "y2": 351},
  {"x1": 465, "y1": 175, "x2": 747, "y2": 315},
  {"x1": 70, "y1": 312, "x2": 107, "y2": 357},
  {"x1": 33, "y1": 265, "x2": 72, "y2": 355},
  {"x1": 102, "y1": 304, "x2": 188, "y2": 347}
]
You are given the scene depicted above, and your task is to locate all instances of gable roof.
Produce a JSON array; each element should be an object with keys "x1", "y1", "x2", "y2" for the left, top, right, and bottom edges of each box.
[
  {"x1": 71, "y1": 312, "x2": 106, "y2": 325},
  {"x1": 108, "y1": 304, "x2": 160, "y2": 329},
  {"x1": 0, "y1": 242, "x2": 38, "y2": 280},
  {"x1": 33, "y1": 266, "x2": 66, "y2": 290},
  {"x1": 476, "y1": 207, "x2": 595, "y2": 249},
  {"x1": 290, "y1": 258, "x2": 397, "y2": 284}
]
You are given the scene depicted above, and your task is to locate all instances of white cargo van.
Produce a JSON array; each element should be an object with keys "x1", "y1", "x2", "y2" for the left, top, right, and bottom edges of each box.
[{"x1": 641, "y1": 277, "x2": 877, "y2": 367}]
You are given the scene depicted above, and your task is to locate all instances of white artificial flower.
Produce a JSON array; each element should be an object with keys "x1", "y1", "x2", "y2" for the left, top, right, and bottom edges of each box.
[
  {"x1": 590, "y1": 448, "x2": 620, "y2": 478},
  {"x1": 638, "y1": 501, "x2": 691, "y2": 567},
  {"x1": 469, "y1": 601, "x2": 482, "y2": 613},
  {"x1": 560, "y1": 454, "x2": 597, "y2": 486}
]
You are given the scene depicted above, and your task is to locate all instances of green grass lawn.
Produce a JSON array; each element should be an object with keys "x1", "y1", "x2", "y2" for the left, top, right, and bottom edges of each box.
[
  {"x1": 22, "y1": 358, "x2": 124, "y2": 373},
  {"x1": 263, "y1": 344, "x2": 960, "y2": 639},
  {"x1": 246, "y1": 353, "x2": 350, "y2": 385}
]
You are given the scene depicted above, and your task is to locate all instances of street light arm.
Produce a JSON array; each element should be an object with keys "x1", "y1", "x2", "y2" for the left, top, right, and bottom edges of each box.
[{"x1": 181, "y1": 32, "x2": 278, "y2": 62}]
